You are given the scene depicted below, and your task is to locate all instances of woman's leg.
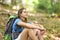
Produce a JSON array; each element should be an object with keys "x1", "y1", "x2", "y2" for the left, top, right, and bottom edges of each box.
[
  {"x1": 20, "y1": 28, "x2": 29, "y2": 40},
  {"x1": 37, "y1": 30, "x2": 45, "y2": 40},
  {"x1": 20, "y1": 28, "x2": 38, "y2": 40},
  {"x1": 28, "y1": 29, "x2": 38, "y2": 40},
  {"x1": 28, "y1": 29, "x2": 44, "y2": 40}
]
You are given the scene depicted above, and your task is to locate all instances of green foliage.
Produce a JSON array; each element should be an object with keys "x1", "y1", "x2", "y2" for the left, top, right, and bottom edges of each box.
[
  {"x1": 35, "y1": 0, "x2": 60, "y2": 13},
  {"x1": 52, "y1": 2, "x2": 60, "y2": 13},
  {"x1": 11, "y1": 0, "x2": 19, "y2": 5},
  {"x1": 5, "y1": 34, "x2": 11, "y2": 40},
  {"x1": 35, "y1": 0, "x2": 52, "y2": 13}
]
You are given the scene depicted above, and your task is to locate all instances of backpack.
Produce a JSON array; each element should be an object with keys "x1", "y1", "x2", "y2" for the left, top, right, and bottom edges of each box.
[
  {"x1": 4, "y1": 16, "x2": 32, "y2": 40},
  {"x1": 4, "y1": 16, "x2": 18, "y2": 40}
]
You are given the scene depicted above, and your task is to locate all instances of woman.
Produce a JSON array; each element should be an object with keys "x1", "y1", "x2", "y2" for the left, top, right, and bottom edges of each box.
[{"x1": 12, "y1": 8, "x2": 45, "y2": 40}]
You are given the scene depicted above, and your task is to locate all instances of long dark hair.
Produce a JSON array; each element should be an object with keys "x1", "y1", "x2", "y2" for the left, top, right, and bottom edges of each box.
[{"x1": 18, "y1": 8, "x2": 27, "y2": 22}]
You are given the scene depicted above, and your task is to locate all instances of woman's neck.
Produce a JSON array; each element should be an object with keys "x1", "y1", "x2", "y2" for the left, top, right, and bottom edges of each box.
[{"x1": 20, "y1": 17, "x2": 25, "y2": 21}]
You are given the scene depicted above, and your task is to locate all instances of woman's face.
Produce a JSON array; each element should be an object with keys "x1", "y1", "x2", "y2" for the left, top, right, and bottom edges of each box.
[{"x1": 21, "y1": 9, "x2": 28, "y2": 18}]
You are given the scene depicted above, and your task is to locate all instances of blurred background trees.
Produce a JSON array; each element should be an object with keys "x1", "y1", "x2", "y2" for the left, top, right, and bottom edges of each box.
[{"x1": 0, "y1": 0, "x2": 60, "y2": 13}]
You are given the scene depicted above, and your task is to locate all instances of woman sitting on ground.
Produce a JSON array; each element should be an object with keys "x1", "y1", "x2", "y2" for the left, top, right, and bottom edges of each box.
[{"x1": 12, "y1": 8, "x2": 45, "y2": 40}]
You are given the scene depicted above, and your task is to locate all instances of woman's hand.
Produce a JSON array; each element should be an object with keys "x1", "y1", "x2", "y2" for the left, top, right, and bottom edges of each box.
[
  {"x1": 36, "y1": 26, "x2": 46, "y2": 35},
  {"x1": 32, "y1": 21, "x2": 45, "y2": 31},
  {"x1": 34, "y1": 26, "x2": 45, "y2": 31},
  {"x1": 37, "y1": 24, "x2": 45, "y2": 31},
  {"x1": 34, "y1": 24, "x2": 45, "y2": 31}
]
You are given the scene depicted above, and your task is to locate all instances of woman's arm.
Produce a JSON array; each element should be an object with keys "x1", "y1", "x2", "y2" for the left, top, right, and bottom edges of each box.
[
  {"x1": 32, "y1": 21, "x2": 46, "y2": 31},
  {"x1": 17, "y1": 21, "x2": 41, "y2": 29}
]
